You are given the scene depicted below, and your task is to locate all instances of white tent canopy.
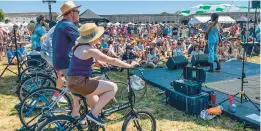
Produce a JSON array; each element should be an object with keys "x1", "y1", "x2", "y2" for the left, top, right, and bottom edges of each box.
[
  {"x1": 114, "y1": 22, "x2": 120, "y2": 26},
  {"x1": 0, "y1": 22, "x2": 5, "y2": 27},
  {"x1": 189, "y1": 16, "x2": 236, "y2": 24}
]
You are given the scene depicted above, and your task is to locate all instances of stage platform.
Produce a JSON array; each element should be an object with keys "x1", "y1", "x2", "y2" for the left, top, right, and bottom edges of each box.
[{"x1": 132, "y1": 60, "x2": 260, "y2": 129}]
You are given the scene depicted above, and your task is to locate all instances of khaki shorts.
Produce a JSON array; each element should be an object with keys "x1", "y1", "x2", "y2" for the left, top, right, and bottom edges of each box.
[{"x1": 67, "y1": 76, "x2": 99, "y2": 95}]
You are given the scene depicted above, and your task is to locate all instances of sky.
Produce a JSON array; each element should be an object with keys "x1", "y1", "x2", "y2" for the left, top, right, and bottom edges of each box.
[{"x1": 0, "y1": 1, "x2": 249, "y2": 15}]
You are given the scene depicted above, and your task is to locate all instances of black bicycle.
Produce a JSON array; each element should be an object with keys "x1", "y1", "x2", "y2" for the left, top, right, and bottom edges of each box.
[
  {"x1": 18, "y1": 67, "x2": 146, "y2": 130},
  {"x1": 36, "y1": 68, "x2": 156, "y2": 131}
]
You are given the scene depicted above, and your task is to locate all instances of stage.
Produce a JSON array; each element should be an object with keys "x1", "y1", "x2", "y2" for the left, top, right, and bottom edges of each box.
[{"x1": 132, "y1": 60, "x2": 260, "y2": 128}]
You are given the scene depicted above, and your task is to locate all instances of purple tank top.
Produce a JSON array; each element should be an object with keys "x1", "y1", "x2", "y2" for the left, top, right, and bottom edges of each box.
[{"x1": 67, "y1": 43, "x2": 94, "y2": 77}]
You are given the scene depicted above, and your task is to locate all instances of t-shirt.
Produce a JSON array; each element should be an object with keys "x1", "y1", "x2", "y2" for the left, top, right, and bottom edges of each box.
[
  {"x1": 7, "y1": 49, "x2": 14, "y2": 63},
  {"x1": 172, "y1": 27, "x2": 178, "y2": 36},
  {"x1": 101, "y1": 42, "x2": 108, "y2": 48},
  {"x1": 146, "y1": 53, "x2": 157, "y2": 64},
  {"x1": 191, "y1": 50, "x2": 204, "y2": 56},
  {"x1": 176, "y1": 48, "x2": 184, "y2": 56},
  {"x1": 17, "y1": 47, "x2": 27, "y2": 56},
  {"x1": 163, "y1": 27, "x2": 168, "y2": 35},
  {"x1": 168, "y1": 28, "x2": 172, "y2": 35},
  {"x1": 122, "y1": 52, "x2": 137, "y2": 61},
  {"x1": 188, "y1": 46, "x2": 193, "y2": 55},
  {"x1": 31, "y1": 23, "x2": 45, "y2": 50},
  {"x1": 41, "y1": 26, "x2": 56, "y2": 56},
  {"x1": 52, "y1": 19, "x2": 80, "y2": 70}
]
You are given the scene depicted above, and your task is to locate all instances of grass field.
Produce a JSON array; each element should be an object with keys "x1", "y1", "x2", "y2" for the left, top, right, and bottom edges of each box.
[{"x1": 0, "y1": 56, "x2": 259, "y2": 131}]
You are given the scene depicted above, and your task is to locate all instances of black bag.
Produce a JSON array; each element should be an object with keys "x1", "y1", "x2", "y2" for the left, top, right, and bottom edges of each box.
[
  {"x1": 171, "y1": 80, "x2": 202, "y2": 96},
  {"x1": 166, "y1": 90, "x2": 209, "y2": 115},
  {"x1": 170, "y1": 67, "x2": 206, "y2": 96}
]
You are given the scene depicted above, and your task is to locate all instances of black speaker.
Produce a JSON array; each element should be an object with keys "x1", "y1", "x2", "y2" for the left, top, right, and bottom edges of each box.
[
  {"x1": 242, "y1": 42, "x2": 260, "y2": 56},
  {"x1": 191, "y1": 54, "x2": 209, "y2": 67},
  {"x1": 166, "y1": 56, "x2": 188, "y2": 70},
  {"x1": 252, "y1": 0, "x2": 260, "y2": 8}
]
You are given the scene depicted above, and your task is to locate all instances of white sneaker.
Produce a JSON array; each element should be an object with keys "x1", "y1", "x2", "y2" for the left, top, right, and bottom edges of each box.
[{"x1": 52, "y1": 95, "x2": 68, "y2": 103}]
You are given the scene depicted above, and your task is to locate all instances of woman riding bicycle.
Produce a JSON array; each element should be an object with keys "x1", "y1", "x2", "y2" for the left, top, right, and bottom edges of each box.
[{"x1": 67, "y1": 23, "x2": 137, "y2": 126}]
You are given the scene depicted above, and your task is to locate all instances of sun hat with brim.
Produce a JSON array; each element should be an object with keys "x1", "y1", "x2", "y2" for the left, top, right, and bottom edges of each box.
[
  {"x1": 27, "y1": 23, "x2": 35, "y2": 32},
  {"x1": 17, "y1": 41, "x2": 29, "y2": 45},
  {"x1": 77, "y1": 23, "x2": 105, "y2": 43},
  {"x1": 58, "y1": 1, "x2": 81, "y2": 18}
]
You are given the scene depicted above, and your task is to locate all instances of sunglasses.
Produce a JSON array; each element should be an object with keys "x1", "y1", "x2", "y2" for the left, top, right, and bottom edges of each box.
[{"x1": 72, "y1": 10, "x2": 80, "y2": 14}]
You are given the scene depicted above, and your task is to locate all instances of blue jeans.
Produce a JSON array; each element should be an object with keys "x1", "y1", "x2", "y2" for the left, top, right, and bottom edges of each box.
[{"x1": 208, "y1": 42, "x2": 218, "y2": 63}]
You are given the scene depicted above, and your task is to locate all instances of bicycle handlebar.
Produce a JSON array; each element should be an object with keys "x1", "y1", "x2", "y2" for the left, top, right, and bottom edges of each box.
[{"x1": 99, "y1": 65, "x2": 145, "y2": 78}]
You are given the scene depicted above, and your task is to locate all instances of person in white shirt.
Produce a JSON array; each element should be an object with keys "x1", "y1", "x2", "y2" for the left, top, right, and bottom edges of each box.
[
  {"x1": 189, "y1": 45, "x2": 204, "y2": 62},
  {"x1": 146, "y1": 48, "x2": 162, "y2": 68}
]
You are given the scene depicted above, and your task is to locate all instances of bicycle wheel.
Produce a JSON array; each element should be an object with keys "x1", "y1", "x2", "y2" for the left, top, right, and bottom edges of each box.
[
  {"x1": 103, "y1": 81, "x2": 132, "y2": 121},
  {"x1": 36, "y1": 115, "x2": 82, "y2": 131},
  {"x1": 19, "y1": 88, "x2": 73, "y2": 129},
  {"x1": 19, "y1": 59, "x2": 43, "y2": 72},
  {"x1": 121, "y1": 111, "x2": 156, "y2": 131},
  {"x1": 20, "y1": 66, "x2": 57, "y2": 82},
  {"x1": 17, "y1": 73, "x2": 56, "y2": 102}
]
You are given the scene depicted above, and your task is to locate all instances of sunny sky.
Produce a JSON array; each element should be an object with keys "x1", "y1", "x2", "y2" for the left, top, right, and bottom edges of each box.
[{"x1": 0, "y1": 1, "x2": 249, "y2": 15}]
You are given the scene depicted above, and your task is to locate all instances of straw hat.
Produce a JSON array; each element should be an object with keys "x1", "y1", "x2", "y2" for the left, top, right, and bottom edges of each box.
[
  {"x1": 17, "y1": 41, "x2": 29, "y2": 45},
  {"x1": 27, "y1": 23, "x2": 35, "y2": 32},
  {"x1": 58, "y1": 1, "x2": 81, "y2": 18},
  {"x1": 77, "y1": 23, "x2": 105, "y2": 43}
]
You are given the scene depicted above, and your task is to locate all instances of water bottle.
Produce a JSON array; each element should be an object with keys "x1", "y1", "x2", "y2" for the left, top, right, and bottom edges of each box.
[{"x1": 211, "y1": 93, "x2": 216, "y2": 105}]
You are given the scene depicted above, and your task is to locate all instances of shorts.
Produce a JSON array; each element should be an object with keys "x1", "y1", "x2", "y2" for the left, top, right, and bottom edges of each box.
[{"x1": 67, "y1": 76, "x2": 99, "y2": 95}]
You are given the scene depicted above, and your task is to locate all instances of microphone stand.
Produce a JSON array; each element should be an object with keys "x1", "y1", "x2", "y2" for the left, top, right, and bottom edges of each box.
[{"x1": 218, "y1": 0, "x2": 260, "y2": 111}]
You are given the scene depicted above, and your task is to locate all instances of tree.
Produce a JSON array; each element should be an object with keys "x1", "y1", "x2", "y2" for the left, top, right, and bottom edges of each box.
[{"x1": 0, "y1": 9, "x2": 4, "y2": 22}]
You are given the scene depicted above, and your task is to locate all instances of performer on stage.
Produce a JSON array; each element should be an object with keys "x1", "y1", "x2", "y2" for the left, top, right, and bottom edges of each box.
[{"x1": 207, "y1": 13, "x2": 222, "y2": 72}]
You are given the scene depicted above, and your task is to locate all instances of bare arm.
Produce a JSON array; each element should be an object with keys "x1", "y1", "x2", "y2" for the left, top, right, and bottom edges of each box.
[
  {"x1": 87, "y1": 48, "x2": 132, "y2": 68},
  {"x1": 40, "y1": 34, "x2": 47, "y2": 45}
]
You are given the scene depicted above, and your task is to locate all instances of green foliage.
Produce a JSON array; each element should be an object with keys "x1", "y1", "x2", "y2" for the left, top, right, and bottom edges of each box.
[{"x1": 0, "y1": 9, "x2": 5, "y2": 22}]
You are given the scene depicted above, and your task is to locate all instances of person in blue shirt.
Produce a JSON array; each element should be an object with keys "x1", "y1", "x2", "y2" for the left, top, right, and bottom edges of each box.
[
  {"x1": 100, "y1": 39, "x2": 108, "y2": 48},
  {"x1": 162, "y1": 25, "x2": 168, "y2": 37},
  {"x1": 121, "y1": 46, "x2": 137, "y2": 63},
  {"x1": 52, "y1": 1, "x2": 103, "y2": 119},
  {"x1": 31, "y1": 15, "x2": 46, "y2": 52},
  {"x1": 17, "y1": 42, "x2": 27, "y2": 61},
  {"x1": 207, "y1": 13, "x2": 221, "y2": 72},
  {"x1": 7, "y1": 45, "x2": 20, "y2": 65}
]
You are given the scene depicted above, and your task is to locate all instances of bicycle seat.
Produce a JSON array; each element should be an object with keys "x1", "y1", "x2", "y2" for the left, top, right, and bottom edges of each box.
[{"x1": 72, "y1": 93, "x2": 85, "y2": 99}]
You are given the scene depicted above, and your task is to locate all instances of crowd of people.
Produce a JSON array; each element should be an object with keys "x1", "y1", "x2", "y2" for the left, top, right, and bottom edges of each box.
[{"x1": 0, "y1": 0, "x2": 260, "y2": 126}]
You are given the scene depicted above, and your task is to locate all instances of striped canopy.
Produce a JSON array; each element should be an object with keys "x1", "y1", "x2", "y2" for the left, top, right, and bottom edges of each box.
[{"x1": 181, "y1": 4, "x2": 250, "y2": 16}]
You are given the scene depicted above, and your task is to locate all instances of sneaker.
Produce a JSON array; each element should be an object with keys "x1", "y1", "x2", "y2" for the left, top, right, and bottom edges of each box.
[
  {"x1": 207, "y1": 63, "x2": 214, "y2": 73},
  {"x1": 73, "y1": 116, "x2": 88, "y2": 129},
  {"x1": 214, "y1": 68, "x2": 221, "y2": 72},
  {"x1": 52, "y1": 95, "x2": 68, "y2": 103},
  {"x1": 86, "y1": 112, "x2": 105, "y2": 126}
]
